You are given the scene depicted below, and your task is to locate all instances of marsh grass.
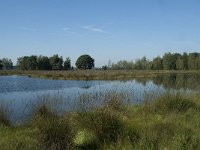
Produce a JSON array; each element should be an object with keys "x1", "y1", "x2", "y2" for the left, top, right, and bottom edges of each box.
[
  {"x1": 1, "y1": 90, "x2": 200, "y2": 149},
  {"x1": 32, "y1": 97, "x2": 74, "y2": 150},
  {"x1": 0, "y1": 101, "x2": 11, "y2": 126},
  {"x1": 1, "y1": 70, "x2": 199, "y2": 80}
]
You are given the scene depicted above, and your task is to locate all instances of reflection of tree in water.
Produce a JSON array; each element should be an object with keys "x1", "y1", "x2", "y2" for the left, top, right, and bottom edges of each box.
[
  {"x1": 134, "y1": 77, "x2": 148, "y2": 86},
  {"x1": 135, "y1": 73, "x2": 200, "y2": 90}
]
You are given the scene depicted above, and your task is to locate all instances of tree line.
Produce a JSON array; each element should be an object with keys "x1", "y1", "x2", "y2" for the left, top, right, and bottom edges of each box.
[
  {"x1": 0, "y1": 54, "x2": 94, "y2": 70},
  {"x1": 108, "y1": 52, "x2": 200, "y2": 70},
  {"x1": 0, "y1": 52, "x2": 200, "y2": 70},
  {"x1": 0, "y1": 58, "x2": 13, "y2": 70},
  {"x1": 17, "y1": 54, "x2": 95, "y2": 70}
]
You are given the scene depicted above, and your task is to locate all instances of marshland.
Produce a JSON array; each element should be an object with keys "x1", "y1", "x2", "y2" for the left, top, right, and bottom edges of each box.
[
  {"x1": 1, "y1": 0, "x2": 200, "y2": 149},
  {"x1": 0, "y1": 70, "x2": 200, "y2": 150}
]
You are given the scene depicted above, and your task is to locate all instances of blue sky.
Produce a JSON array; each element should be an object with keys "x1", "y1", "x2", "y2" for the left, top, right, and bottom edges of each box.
[{"x1": 0, "y1": 0, "x2": 200, "y2": 66}]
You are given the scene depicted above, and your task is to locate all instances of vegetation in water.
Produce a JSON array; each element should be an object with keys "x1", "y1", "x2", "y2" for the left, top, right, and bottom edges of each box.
[{"x1": 1, "y1": 91, "x2": 200, "y2": 150}]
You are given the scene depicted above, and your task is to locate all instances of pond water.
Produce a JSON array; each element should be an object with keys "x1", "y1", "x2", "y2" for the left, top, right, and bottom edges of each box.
[{"x1": 0, "y1": 74, "x2": 199, "y2": 123}]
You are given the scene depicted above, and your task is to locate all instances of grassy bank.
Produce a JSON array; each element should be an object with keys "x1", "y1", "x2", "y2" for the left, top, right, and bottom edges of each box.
[
  {"x1": 0, "y1": 70, "x2": 199, "y2": 80},
  {"x1": 1, "y1": 91, "x2": 200, "y2": 150}
]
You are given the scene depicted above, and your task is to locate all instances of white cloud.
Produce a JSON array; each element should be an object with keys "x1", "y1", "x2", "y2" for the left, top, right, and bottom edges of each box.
[{"x1": 82, "y1": 25, "x2": 106, "y2": 33}]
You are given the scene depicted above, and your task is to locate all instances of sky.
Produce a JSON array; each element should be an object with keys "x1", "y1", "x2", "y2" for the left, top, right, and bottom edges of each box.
[{"x1": 0, "y1": 0, "x2": 200, "y2": 67}]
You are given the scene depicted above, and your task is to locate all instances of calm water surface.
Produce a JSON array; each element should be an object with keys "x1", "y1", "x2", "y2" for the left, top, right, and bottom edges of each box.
[{"x1": 0, "y1": 74, "x2": 199, "y2": 123}]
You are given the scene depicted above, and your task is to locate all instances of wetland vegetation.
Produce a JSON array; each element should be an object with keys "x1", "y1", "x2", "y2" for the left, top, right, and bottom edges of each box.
[
  {"x1": 1, "y1": 91, "x2": 200, "y2": 150},
  {"x1": 0, "y1": 72, "x2": 200, "y2": 150},
  {"x1": 0, "y1": 52, "x2": 200, "y2": 150}
]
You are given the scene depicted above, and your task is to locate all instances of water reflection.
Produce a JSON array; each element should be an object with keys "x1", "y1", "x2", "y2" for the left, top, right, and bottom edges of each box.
[
  {"x1": 134, "y1": 73, "x2": 200, "y2": 90},
  {"x1": 0, "y1": 73, "x2": 199, "y2": 123}
]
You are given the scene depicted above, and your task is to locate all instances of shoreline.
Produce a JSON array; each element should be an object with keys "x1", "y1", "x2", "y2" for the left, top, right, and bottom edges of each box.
[{"x1": 0, "y1": 70, "x2": 199, "y2": 80}]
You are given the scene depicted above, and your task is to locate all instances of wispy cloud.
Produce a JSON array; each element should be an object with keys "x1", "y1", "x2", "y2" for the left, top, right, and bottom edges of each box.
[
  {"x1": 82, "y1": 25, "x2": 106, "y2": 33},
  {"x1": 62, "y1": 27, "x2": 77, "y2": 34}
]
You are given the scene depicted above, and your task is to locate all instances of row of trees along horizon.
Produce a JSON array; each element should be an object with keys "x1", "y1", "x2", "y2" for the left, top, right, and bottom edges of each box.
[{"x1": 0, "y1": 52, "x2": 200, "y2": 70}]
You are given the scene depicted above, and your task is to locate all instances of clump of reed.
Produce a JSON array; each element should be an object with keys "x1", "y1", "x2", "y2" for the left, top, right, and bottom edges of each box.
[
  {"x1": 0, "y1": 101, "x2": 11, "y2": 126},
  {"x1": 1, "y1": 90, "x2": 200, "y2": 149},
  {"x1": 32, "y1": 96, "x2": 74, "y2": 150}
]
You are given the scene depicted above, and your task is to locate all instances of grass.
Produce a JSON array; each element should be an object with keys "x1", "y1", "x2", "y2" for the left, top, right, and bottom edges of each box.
[
  {"x1": 0, "y1": 70, "x2": 199, "y2": 80},
  {"x1": 0, "y1": 91, "x2": 200, "y2": 150},
  {"x1": 0, "y1": 101, "x2": 11, "y2": 126}
]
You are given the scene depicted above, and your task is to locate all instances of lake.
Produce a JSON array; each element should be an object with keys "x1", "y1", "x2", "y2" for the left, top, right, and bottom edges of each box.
[{"x1": 0, "y1": 74, "x2": 199, "y2": 123}]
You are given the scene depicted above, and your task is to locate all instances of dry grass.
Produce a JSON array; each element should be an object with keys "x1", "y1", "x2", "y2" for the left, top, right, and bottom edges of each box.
[{"x1": 0, "y1": 70, "x2": 199, "y2": 80}]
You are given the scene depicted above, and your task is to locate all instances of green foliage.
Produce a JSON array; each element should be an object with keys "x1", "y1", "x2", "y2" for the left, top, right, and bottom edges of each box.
[
  {"x1": 17, "y1": 56, "x2": 38, "y2": 70},
  {"x1": 0, "y1": 60, "x2": 3, "y2": 70},
  {"x1": 17, "y1": 54, "x2": 68, "y2": 70},
  {"x1": 1, "y1": 91, "x2": 200, "y2": 149},
  {"x1": 33, "y1": 104, "x2": 74, "y2": 150},
  {"x1": 176, "y1": 56, "x2": 184, "y2": 70},
  {"x1": 36, "y1": 118, "x2": 74, "y2": 150},
  {"x1": 162, "y1": 53, "x2": 180, "y2": 70},
  {"x1": 64, "y1": 57, "x2": 71, "y2": 70},
  {"x1": 111, "y1": 60, "x2": 134, "y2": 70},
  {"x1": 110, "y1": 52, "x2": 200, "y2": 70},
  {"x1": 152, "y1": 56, "x2": 163, "y2": 70},
  {"x1": 154, "y1": 93, "x2": 198, "y2": 113},
  {"x1": 37, "y1": 56, "x2": 51, "y2": 70},
  {"x1": 3, "y1": 52, "x2": 200, "y2": 71},
  {"x1": 101, "y1": 65, "x2": 108, "y2": 70},
  {"x1": 1, "y1": 58, "x2": 13, "y2": 70},
  {"x1": 76, "y1": 54, "x2": 94, "y2": 69},
  {"x1": 0, "y1": 101, "x2": 10, "y2": 126},
  {"x1": 188, "y1": 53, "x2": 199, "y2": 70},
  {"x1": 50, "y1": 54, "x2": 63, "y2": 70},
  {"x1": 135, "y1": 57, "x2": 148, "y2": 70},
  {"x1": 0, "y1": 126, "x2": 40, "y2": 150}
]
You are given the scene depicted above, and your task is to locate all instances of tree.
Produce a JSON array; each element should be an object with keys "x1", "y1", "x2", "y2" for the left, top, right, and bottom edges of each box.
[
  {"x1": 50, "y1": 54, "x2": 63, "y2": 70},
  {"x1": 102, "y1": 65, "x2": 108, "y2": 70},
  {"x1": 163, "y1": 53, "x2": 178, "y2": 70},
  {"x1": 140, "y1": 57, "x2": 148, "y2": 70},
  {"x1": 0, "y1": 60, "x2": 3, "y2": 70},
  {"x1": 17, "y1": 56, "x2": 29, "y2": 70},
  {"x1": 182, "y1": 52, "x2": 188, "y2": 70},
  {"x1": 188, "y1": 53, "x2": 198, "y2": 70},
  {"x1": 1, "y1": 58, "x2": 13, "y2": 70},
  {"x1": 76, "y1": 55, "x2": 94, "y2": 69},
  {"x1": 134, "y1": 57, "x2": 148, "y2": 70},
  {"x1": 27, "y1": 55, "x2": 38, "y2": 70},
  {"x1": 64, "y1": 57, "x2": 71, "y2": 70},
  {"x1": 17, "y1": 55, "x2": 37, "y2": 70},
  {"x1": 134, "y1": 59, "x2": 142, "y2": 70},
  {"x1": 176, "y1": 56, "x2": 184, "y2": 70},
  {"x1": 152, "y1": 56, "x2": 163, "y2": 70},
  {"x1": 37, "y1": 56, "x2": 51, "y2": 70}
]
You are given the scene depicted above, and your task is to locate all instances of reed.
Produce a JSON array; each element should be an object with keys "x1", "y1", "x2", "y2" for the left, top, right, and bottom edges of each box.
[
  {"x1": 0, "y1": 70, "x2": 199, "y2": 80},
  {"x1": 1, "y1": 91, "x2": 200, "y2": 149}
]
